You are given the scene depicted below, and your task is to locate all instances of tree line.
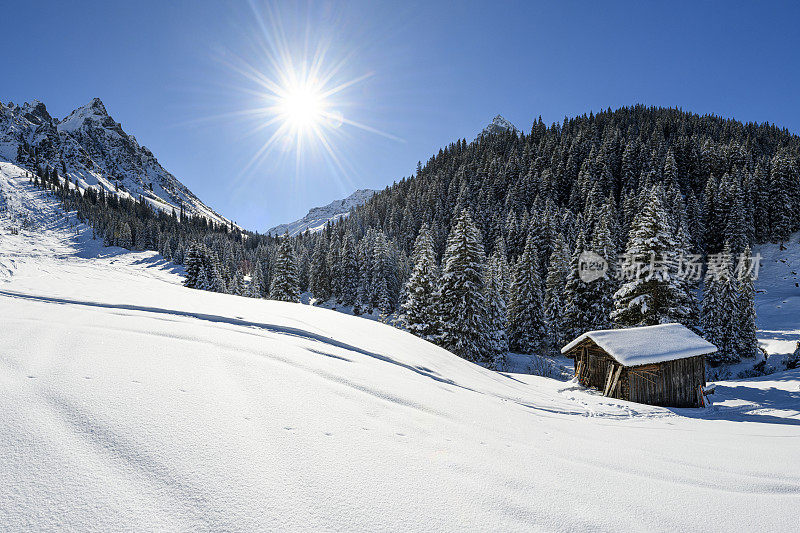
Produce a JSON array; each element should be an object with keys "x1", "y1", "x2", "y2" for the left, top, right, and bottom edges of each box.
[{"x1": 24, "y1": 104, "x2": 800, "y2": 372}]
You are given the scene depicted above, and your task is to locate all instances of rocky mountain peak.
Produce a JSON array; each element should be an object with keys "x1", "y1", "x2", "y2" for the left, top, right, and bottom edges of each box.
[
  {"x1": 481, "y1": 114, "x2": 518, "y2": 136},
  {"x1": 58, "y1": 98, "x2": 112, "y2": 132},
  {"x1": 20, "y1": 100, "x2": 52, "y2": 124},
  {"x1": 85, "y1": 97, "x2": 108, "y2": 116}
]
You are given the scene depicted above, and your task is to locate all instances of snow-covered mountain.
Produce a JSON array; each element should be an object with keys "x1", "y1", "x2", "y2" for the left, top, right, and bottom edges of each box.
[
  {"x1": 0, "y1": 161, "x2": 798, "y2": 531},
  {"x1": 0, "y1": 98, "x2": 230, "y2": 225},
  {"x1": 267, "y1": 188, "x2": 377, "y2": 236},
  {"x1": 481, "y1": 114, "x2": 519, "y2": 136}
]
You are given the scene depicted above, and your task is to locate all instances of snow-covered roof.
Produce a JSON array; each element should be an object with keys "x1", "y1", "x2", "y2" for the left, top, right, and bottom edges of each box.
[{"x1": 561, "y1": 323, "x2": 717, "y2": 367}]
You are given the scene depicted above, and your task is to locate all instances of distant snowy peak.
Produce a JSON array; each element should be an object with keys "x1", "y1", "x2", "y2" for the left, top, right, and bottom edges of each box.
[
  {"x1": 268, "y1": 189, "x2": 377, "y2": 236},
  {"x1": 481, "y1": 114, "x2": 519, "y2": 136},
  {"x1": 0, "y1": 97, "x2": 231, "y2": 226}
]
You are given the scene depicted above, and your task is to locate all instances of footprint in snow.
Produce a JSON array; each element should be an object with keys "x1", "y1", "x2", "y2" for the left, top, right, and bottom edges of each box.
[
  {"x1": 27, "y1": 375, "x2": 36, "y2": 379},
  {"x1": 284, "y1": 426, "x2": 294, "y2": 431}
]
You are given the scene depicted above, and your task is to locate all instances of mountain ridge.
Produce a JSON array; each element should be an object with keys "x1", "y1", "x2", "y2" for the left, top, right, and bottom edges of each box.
[
  {"x1": 0, "y1": 97, "x2": 230, "y2": 226},
  {"x1": 267, "y1": 188, "x2": 377, "y2": 236}
]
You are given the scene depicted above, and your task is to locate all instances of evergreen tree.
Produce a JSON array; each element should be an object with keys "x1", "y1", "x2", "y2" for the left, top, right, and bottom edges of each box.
[
  {"x1": 438, "y1": 210, "x2": 492, "y2": 362},
  {"x1": 484, "y1": 252, "x2": 510, "y2": 367},
  {"x1": 587, "y1": 199, "x2": 617, "y2": 329},
  {"x1": 327, "y1": 235, "x2": 342, "y2": 302},
  {"x1": 196, "y1": 265, "x2": 210, "y2": 291},
  {"x1": 183, "y1": 244, "x2": 203, "y2": 288},
  {"x1": 205, "y1": 255, "x2": 226, "y2": 293},
  {"x1": 784, "y1": 342, "x2": 800, "y2": 370},
  {"x1": 563, "y1": 224, "x2": 595, "y2": 339},
  {"x1": 401, "y1": 225, "x2": 440, "y2": 342},
  {"x1": 248, "y1": 263, "x2": 264, "y2": 298},
  {"x1": 340, "y1": 232, "x2": 360, "y2": 306},
  {"x1": 269, "y1": 237, "x2": 300, "y2": 302},
  {"x1": 612, "y1": 187, "x2": 699, "y2": 327},
  {"x1": 232, "y1": 269, "x2": 245, "y2": 296},
  {"x1": 309, "y1": 237, "x2": 331, "y2": 302},
  {"x1": 702, "y1": 243, "x2": 738, "y2": 364},
  {"x1": 769, "y1": 151, "x2": 796, "y2": 243},
  {"x1": 544, "y1": 232, "x2": 570, "y2": 351},
  {"x1": 118, "y1": 222, "x2": 133, "y2": 249},
  {"x1": 734, "y1": 246, "x2": 759, "y2": 359},
  {"x1": 508, "y1": 236, "x2": 546, "y2": 353}
]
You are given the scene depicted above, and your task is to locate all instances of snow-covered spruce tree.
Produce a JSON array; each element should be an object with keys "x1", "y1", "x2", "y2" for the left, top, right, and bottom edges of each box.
[
  {"x1": 339, "y1": 232, "x2": 360, "y2": 307},
  {"x1": 183, "y1": 244, "x2": 203, "y2": 288},
  {"x1": 247, "y1": 262, "x2": 264, "y2": 298},
  {"x1": 672, "y1": 195, "x2": 701, "y2": 331},
  {"x1": 492, "y1": 237, "x2": 512, "y2": 304},
  {"x1": 544, "y1": 232, "x2": 570, "y2": 351},
  {"x1": 309, "y1": 237, "x2": 331, "y2": 303},
  {"x1": 438, "y1": 210, "x2": 492, "y2": 363},
  {"x1": 563, "y1": 223, "x2": 595, "y2": 340},
  {"x1": 702, "y1": 242, "x2": 738, "y2": 364},
  {"x1": 118, "y1": 222, "x2": 133, "y2": 250},
  {"x1": 784, "y1": 342, "x2": 800, "y2": 370},
  {"x1": 327, "y1": 234, "x2": 342, "y2": 302},
  {"x1": 587, "y1": 199, "x2": 617, "y2": 330},
  {"x1": 269, "y1": 237, "x2": 300, "y2": 302},
  {"x1": 196, "y1": 265, "x2": 210, "y2": 291},
  {"x1": 611, "y1": 186, "x2": 698, "y2": 328},
  {"x1": 231, "y1": 269, "x2": 245, "y2": 296},
  {"x1": 508, "y1": 235, "x2": 546, "y2": 354},
  {"x1": 401, "y1": 225, "x2": 440, "y2": 342},
  {"x1": 205, "y1": 255, "x2": 227, "y2": 293},
  {"x1": 484, "y1": 252, "x2": 509, "y2": 368},
  {"x1": 369, "y1": 232, "x2": 399, "y2": 316},
  {"x1": 769, "y1": 150, "x2": 796, "y2": 244},
  {"x1": 734, "y1": 246, "x2": 759, "y2": 359}
]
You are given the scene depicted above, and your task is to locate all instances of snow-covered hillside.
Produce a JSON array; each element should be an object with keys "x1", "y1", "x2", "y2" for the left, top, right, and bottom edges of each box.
[
  {"x1": 1, "y1": 162, "x2": 798, "y2": 531},
  {"x1": 267, "y1": 188, "x2": 377, "y2": 236},
  {"x1": 0, "y1": 98, "x2": 230, "y2": 226},
  {"x1": 753, "y1": 238, "x2": 800, "y2": 359}
]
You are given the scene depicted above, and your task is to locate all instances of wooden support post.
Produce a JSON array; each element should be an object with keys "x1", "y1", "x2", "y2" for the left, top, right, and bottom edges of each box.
[
  {"x1": 603, "y1": 365, "x2": 615, "y2": 396},
  {"x1": 607, "y1": 366, "x2": 622, "y2": 397}
]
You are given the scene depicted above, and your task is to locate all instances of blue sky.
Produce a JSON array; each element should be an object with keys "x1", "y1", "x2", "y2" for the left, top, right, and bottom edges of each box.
[{"x1": 5, "y1": 1, "x2": 800, "y2": 230}]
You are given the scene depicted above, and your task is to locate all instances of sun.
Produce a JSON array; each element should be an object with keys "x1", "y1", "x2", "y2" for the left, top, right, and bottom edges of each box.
[
  {"x1": 276, "y1": 82, "x2": 325, "y2": 132},
  {"x1": 213, "y1": 1, "x2": 403, "y2": 188}
]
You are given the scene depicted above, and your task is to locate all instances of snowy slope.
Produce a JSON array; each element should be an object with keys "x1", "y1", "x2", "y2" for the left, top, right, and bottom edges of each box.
[
  {"x1": 1, "y1": 162, "x2": 799, "y2": 531},
  {"x1": 753, "y1": 237, "x2": 800, "y2": 359},
  {"x1": 267, "y1": 188, "x2": 376, "y2": 236},
  {"x1": 0, "y1": 98, "x2": 230, "y2": 226}
]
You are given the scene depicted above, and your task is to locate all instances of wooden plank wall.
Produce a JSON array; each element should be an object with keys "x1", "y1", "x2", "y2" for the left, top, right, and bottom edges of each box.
[
  {"x1": 569, "y1": 341, "x2": 707, "y2": 407},
  {"x1": 627, "y1": 355, "x2": 706, "y2": 407}
]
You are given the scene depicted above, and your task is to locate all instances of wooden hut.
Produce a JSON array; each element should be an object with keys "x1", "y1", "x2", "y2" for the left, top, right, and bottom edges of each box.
[{"x1": 561, "y1": 323, "x2": 717, "y2": 408}]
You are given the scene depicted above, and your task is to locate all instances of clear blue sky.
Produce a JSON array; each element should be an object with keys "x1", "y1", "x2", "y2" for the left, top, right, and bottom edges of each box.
[{"x1": 5, "y1": 1, "x2": 800, "y2": 230}]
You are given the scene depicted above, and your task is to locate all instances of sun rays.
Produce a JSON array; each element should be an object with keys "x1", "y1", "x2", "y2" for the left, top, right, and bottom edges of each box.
[{"x1": 208, "y1": 1, "x2": 401, "y2": 199}]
